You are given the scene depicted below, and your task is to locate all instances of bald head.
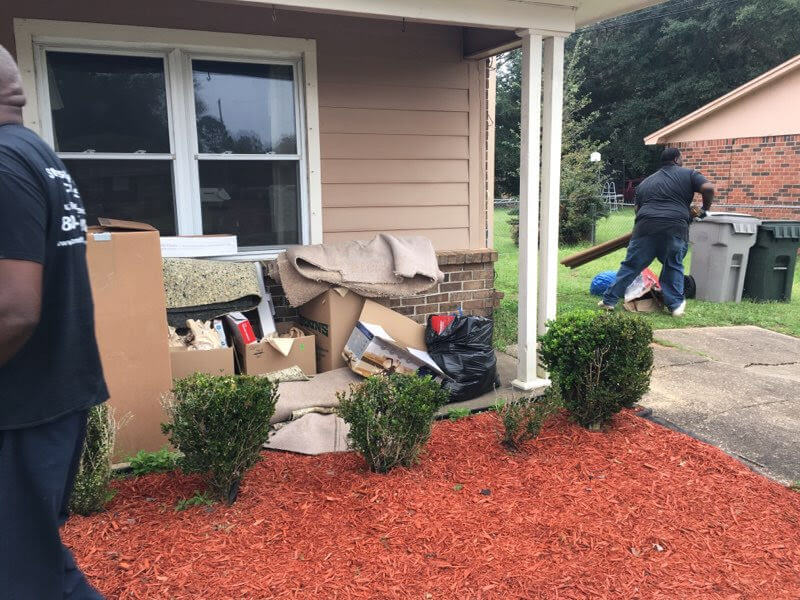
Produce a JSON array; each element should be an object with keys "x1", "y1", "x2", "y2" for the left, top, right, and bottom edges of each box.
[{"x1": 0, "y1": 45, "x2": 25, "y2": 125}]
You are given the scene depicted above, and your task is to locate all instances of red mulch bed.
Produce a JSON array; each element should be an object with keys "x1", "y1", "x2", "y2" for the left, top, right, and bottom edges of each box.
[{"x1": 64, "y1": 411, "x2": 800, "y2": 599}]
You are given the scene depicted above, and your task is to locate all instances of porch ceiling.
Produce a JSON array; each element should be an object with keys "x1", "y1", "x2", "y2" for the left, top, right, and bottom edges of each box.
[{"x1": 210, "y1": 0, "x2": 667, "y2": 32}]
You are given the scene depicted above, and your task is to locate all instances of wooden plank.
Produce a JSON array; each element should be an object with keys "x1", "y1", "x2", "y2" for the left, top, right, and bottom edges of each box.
[
  {"x1": 318, "y1": 83, "x2": 469, "y2": 112},
  {"x1": 323, "y1": 228, "x2": 470, "y2": 250},
  {"x1": 317, "y1": 56, "x2": 470, "y2": 90},
  {"x1": 323, "y1": 205, "x2": 469, "y2": 232},
  {"x1": 320, "y1": 134, "x2": 469, "y2": 160},
  {"x1": 322, "y1": 182, "x2": 469, "y2": 208},
  {"x1": 320, "y1": 108, "x2": 468, "y2": 136},
  {"x1": 322, "y1": 159, "x2": 468, "y2": 184}
]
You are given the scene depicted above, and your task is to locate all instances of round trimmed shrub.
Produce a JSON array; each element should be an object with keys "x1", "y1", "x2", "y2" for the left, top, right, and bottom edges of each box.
[
  {"x1": 538, "y1": 310, "x2": 653, "y2": 429},
  {"x1": 337, "y1": 374, "x2": 449, "y2": 473},
  {"x1": 162, "y1": 373, "x2": 278, "y2": 504}
]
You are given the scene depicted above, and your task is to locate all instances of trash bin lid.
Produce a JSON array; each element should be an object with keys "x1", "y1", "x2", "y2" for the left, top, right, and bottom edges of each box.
[
  {"x1": 760, "y1": 220, "x2": 800, "y2": 240},
  {"x1": 701, "y1": 212, "x2": 761, "y2": 234}
]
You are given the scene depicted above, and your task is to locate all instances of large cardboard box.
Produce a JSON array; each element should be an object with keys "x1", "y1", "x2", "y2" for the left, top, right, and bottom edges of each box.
[
  {"x1": 170, "y1": 347, "x2": 235, "y2": 380},
  {"x1": 298, "y1": 288, "x2": 365, "y2": 372},
  {"x1": 238, "y1": 322, "x2": 317, "y2": 376},
  {"x1": 342, "y1": 300, "x2": 444, "y2": 379},
  {"x1": 86, "y1": 219, "x2": 173, "y2": 461}
]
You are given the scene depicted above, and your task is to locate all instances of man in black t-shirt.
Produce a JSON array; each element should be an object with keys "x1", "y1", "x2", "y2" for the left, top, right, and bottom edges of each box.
[
  {"x1": 0, "y1": 46, "x2": 107, "y2": 599},
  {"x1": 600, "y1": 148, "x2": 715, "y2": 316}
]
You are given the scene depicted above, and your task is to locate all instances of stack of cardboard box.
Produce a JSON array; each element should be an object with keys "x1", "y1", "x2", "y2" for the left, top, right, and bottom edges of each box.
[{"x1": 85, "y1": 220, "x2": 441, "y2": 460}]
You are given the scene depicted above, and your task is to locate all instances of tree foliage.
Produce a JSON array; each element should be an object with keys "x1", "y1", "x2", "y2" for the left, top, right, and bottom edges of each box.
[
  {"x1": 577, "y1": 0, "x2": 800, "y2": 177},
  {"x1": 497, "y1": 38, "x2": 607, "y2": 244},
  {"x1": 495, "y1": 0, "x2": 800, "y2": 187}
]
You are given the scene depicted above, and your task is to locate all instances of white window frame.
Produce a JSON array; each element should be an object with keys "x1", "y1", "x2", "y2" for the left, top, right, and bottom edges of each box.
[{"x1": 14, "y1": 18, "x2": 323, "y2": 258}]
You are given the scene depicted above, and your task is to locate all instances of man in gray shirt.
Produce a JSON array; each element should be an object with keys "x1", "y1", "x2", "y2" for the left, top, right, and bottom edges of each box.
[{"x1": 600, "y1": 148, "x2": 715, "y2": 315}]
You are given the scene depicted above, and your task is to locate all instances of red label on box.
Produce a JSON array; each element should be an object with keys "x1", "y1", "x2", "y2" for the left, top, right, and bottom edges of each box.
[{"x1": 236, "y1": 321, "x2": 257, "y2": 345}]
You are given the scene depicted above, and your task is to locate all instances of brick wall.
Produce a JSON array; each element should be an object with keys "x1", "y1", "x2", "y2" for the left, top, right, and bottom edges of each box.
[
  {"x1": 671, "y1": 135, "x2": 800, "y2": 220},
  {"x1": 265, "y1": 249, "x2": 502, "y2": 325}
]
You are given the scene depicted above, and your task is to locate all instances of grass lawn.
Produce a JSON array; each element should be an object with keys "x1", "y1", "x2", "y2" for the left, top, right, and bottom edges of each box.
[{"x1": 494, "y1": 208, "x2": 800, "y2": 349}]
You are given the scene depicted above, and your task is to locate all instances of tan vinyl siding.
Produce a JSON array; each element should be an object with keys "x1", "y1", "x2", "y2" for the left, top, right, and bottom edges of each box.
[
  {"x1": 2, "y1": 0, "x2": 488, "y2": 249},
  {"x1": 323, "y1": 206, "x2": 469, "y2": 232},
  {"x1": 318, "y1": 84, "x2": 469, "y2": 112},
  {"x1": 325, "y1": 228, "x2": 471, "y2": 248},
  {"x1": 320, "y1": 134, "x2": 469, "y2": 160},
  {"x1": 322, "y1": 183, "x2": 469, "y2": 207}
]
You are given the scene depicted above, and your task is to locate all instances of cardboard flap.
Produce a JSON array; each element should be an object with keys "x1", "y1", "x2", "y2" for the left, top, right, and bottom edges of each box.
[
  {"x1": 268, "y1": 337, "x2": 295, "y2": 357},
  {"x1": 359, "y1": 300, "x2": 426, "y2": 351},
  {"x1": 96, "y1": 217, "x2": 157, "y2": 231},
  {"x1": 360, "y1": 322, "x2": 395, "y2": 343},
  {"x1": 357, "y1": 321, "x2": 444, "y2": 376}
]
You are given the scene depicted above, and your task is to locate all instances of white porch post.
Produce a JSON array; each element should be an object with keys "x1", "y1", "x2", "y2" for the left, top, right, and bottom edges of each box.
[
  {"x1": 536, "y1": 34, "x2": 566, "y2": 377},
  {"x1": 512, "y1": 30, "x2": 546, "y2": 391}
]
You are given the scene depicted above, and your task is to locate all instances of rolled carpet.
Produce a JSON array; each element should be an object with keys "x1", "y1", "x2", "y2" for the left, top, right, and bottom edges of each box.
[{"x1": 162, "y1": 258, "x2": 262, "y2": 327}]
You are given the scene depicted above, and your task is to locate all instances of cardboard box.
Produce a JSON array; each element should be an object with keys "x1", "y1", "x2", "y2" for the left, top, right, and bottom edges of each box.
[
  {"x1": 298, "y1": 288, "x2": 365, "y2": 372},
  {"x1": 170, "y1": 347, "x2": 235, "y2": 380},
  {"x1": 623, "y1": 295, "x2": 663, "y2": 313},
  {"x1": 86, "y1": 219, "x2": 173, "y2": 461},
  {"x1": 159, "y1": 234, "x2": 238, "y2": 257},
  {"x1": 342, "y1": 300, "x2": 444, "y2": 379},
  {"x1": 239, "y1": 322, "x2": 317, "y2": 376}
]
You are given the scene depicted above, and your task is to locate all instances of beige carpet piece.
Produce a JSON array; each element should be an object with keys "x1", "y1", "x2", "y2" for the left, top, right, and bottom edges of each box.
[
  {"x1": 264, "y1": 413, "x2": 350, "y2": 455},
  {"x1": 270, "y1": 235, "x2": 444, "y2": 307},
  {"x1": 270, "y1": 368, "x2": 360, "y2": 425},
  {"x1": 259, "y1": 366, "x2": 310, "y2": 383}
]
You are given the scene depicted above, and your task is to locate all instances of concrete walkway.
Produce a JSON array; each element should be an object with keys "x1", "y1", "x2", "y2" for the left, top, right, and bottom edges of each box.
[{"x1": 646, "y1": 326, "x2": 800, "y2": 484}]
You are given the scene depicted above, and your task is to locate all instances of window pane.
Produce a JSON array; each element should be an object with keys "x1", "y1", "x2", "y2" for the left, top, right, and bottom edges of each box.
[
  {"x1": 47, "y1": 52, "x2": 169, "y2": 153},
  {"x1": 193, "y1": 60, "x2": 297, "y2": 155},
  {"x1": 199, "y1": 161, "x2": 299, "y2": 247},
  {"x1": 63, "y1": 159, "x2": 176, "y2": 235}
]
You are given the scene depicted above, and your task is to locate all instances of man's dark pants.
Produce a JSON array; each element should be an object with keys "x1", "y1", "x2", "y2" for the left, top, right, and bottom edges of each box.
[
  {"x1": 0, "y1": 409, "x2": 105, "y2": 599},
  {"x1": 602, "y1": 231, "x2": 689, "y2": 311}
]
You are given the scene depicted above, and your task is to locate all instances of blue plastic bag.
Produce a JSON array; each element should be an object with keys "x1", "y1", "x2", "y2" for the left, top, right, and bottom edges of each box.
[{"x1": 590, "y1": 270, "x2": 617, "y2": 296}]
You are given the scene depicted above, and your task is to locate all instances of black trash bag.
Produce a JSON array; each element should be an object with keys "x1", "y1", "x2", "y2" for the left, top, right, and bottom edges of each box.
[
  {"x1": 684, "y1": 274, "x2": 697, "y2": 299},
  {"x1": 425, "y1": 315, "x2": 500, "y2": 402}
]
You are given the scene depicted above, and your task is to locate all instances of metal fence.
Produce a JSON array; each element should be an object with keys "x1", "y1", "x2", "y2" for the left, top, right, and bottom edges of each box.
[
  {"x1": 592, "y1": 205, "x2": 635, "y2": 245},
  {"x1": 494, "y1": 198, "x2": 519, "y2": 210}
]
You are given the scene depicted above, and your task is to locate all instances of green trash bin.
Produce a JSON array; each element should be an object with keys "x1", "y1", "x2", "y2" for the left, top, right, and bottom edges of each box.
[{"x1": 742, "y1": 220, "x2": 800, "y2": 302}]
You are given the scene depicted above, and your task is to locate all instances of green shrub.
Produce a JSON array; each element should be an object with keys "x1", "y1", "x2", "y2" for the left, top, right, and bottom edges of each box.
[
  {"x1": 539, "y1": 310, "x2": 653, "y2": 429},
  {"x1": 175, "y1": 491, "x2": 215, "y2": 512},
  {"x1": 127, "y1": 448, "x2": 180, "y2": 476},
  {"x1": 337, "y1": 374, "x2": 449, "y2": 473},
  {"x1": 70, "y1": 404, "x2": 117, "y2": 516},
  {"x1": 495, "y1": 386, "x2": 561, "y2": 451},
  {"x1": 162, "y1": 373, "x2": 278, "y2": 504},
  {"x1": 447, "y1": 407, "x2": 471, "y2": 421}
]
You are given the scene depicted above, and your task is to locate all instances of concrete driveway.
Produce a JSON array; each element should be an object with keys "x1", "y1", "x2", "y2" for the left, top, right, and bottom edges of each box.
[{"x1": 645, "y1": 326, "x2": 800, "y2": 484}]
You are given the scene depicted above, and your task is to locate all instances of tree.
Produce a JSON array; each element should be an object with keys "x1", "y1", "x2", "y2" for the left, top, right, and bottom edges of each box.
[
  {"x1": 559, "y1": 37, "x2": 608, "y2": 244},
  {"x1": 577, "y1": 0, "x2": 800, "y2": 178},
  {"x1": 496, "y1": 37, "x2": 607, "y2": 244},
  {"x1": 494, "y1": 54, "x2": 521, "y2": 198}
]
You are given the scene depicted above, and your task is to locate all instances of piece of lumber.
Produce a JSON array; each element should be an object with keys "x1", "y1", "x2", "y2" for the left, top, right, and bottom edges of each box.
[{"x1": 560, "y1": 232, "x2": 633, "y2": 269}]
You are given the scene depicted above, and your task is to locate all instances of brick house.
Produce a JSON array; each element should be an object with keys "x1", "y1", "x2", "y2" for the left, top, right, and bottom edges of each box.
[{"x1": 645, "y1": 54, "x2": 800, "y2": 221}]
